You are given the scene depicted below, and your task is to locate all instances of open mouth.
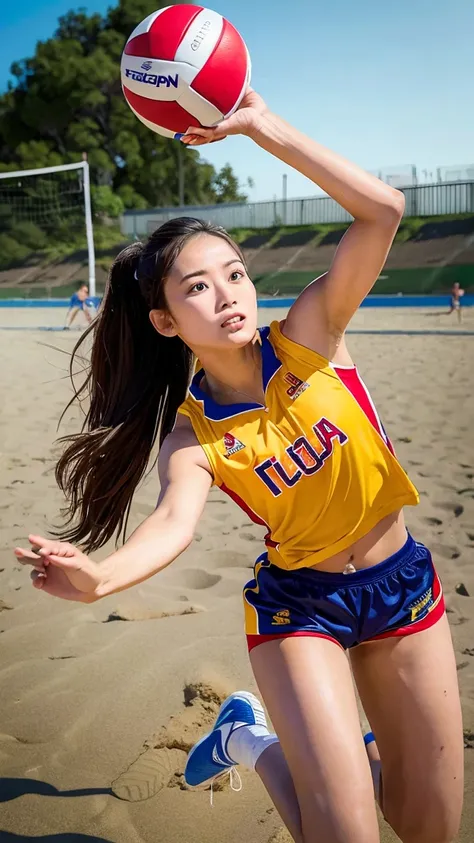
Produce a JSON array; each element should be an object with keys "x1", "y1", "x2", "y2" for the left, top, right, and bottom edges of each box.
[{"x1": 221, "y1": 315, "x2": 245, "y2": 329}]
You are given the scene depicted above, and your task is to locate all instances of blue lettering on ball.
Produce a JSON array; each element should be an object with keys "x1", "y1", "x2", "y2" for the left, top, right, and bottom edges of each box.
[{"x1": 125, "y1": 69, "x2": 179, "y2": 88}]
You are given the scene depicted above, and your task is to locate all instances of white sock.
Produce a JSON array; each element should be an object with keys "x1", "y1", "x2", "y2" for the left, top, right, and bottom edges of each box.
[{"x1": 227, "y1": 724, "x2": 279, "y2": 770}]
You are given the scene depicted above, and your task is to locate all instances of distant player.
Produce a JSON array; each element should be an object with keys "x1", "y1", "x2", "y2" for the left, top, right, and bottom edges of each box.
[
  {"x1": 447, "y1": 281, "x2": 465, "y2": 323},
  {"x1": 64, "y1": 283, "x2": 94, "y2": 329}
]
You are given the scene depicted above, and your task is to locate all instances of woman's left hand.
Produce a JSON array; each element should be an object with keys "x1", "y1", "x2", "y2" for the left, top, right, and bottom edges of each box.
[{"x1": 180, "y1": 88, "x2": 269, "y2": 146}]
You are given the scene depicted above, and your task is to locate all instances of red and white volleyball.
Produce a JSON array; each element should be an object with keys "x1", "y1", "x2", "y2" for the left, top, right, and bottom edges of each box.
[{"x1": 121, "y1": 5, "x2": 251, "y2": 138}]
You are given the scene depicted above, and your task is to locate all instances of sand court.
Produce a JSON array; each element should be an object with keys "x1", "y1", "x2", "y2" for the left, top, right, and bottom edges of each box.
[{"x1": 0, "y1": 305, "x2": 473, "y2": 842}]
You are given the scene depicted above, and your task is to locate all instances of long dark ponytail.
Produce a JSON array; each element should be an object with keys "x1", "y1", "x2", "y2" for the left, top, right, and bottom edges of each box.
[{"x1": 55, "y1": 217, "x2": 244, "y2": 552}]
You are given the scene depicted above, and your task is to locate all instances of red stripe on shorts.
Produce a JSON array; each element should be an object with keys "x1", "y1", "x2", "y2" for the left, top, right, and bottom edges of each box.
[{"x1": 246, "y1": 631, "x2": 344, "y2": 652}]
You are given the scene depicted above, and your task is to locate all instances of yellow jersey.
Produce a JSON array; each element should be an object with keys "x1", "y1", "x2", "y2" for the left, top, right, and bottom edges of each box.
[{"x1": 178, "y1": 321, "x2": 419, "y2": 570}]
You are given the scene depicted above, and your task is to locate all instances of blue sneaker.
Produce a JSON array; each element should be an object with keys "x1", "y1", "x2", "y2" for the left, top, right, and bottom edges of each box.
[{"x1": 184, "y1": 691, "x2": 267, "y2": 788}]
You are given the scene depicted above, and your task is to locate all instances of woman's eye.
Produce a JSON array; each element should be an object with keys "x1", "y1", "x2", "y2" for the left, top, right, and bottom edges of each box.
[
  {"x1": 189, "y1": 282, "x2": 206, "y2": 293},
  {"x1": 230, "y1": 270, "x2": 243, "y2": 282}
]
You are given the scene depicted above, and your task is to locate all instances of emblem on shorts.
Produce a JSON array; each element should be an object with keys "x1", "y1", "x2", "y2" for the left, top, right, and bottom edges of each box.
[
  {"x1": 409, "y1": 588, "x2": 433, "y2": 622},
  {"x1": 271, "y1": 609, "x2": 291, "y2": 625},
  {"x1": 223, "y1": 432, "x2": 245, "y2": 457},
  {"x1": 284, "y1": 372, "x2": 309, "y2": 399}
]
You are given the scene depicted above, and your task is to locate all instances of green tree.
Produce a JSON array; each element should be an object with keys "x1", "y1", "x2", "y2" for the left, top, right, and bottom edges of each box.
[
  {"x1": 0, "y1": 0, "x2": 248, "y2": 210},
  {"x1": 212, "y1": 163, "x2": 248, "y2": 204},
  {"x1": 91, "y1": 185, "x2": 125, "y2": 218}
]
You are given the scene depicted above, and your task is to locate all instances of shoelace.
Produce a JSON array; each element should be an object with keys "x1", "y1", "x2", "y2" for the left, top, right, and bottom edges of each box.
[{"x1": 209, "y1": 766, "x2": 242, "y2": 807}]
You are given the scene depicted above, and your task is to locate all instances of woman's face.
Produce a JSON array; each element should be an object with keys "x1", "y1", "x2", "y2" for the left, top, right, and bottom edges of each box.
[{"x1": 152, "y1": 233, "x2": 258, "y2": 353}]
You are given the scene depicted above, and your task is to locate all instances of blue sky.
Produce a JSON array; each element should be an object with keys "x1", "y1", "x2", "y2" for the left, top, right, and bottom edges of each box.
[{"x1": 2, "y1": 0, "x2": 473, "y2": 201}]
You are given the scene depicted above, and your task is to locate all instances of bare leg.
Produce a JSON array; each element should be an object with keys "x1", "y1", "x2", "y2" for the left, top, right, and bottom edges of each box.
[
  {"x1": 253, "y1": 710, "x2": 384, "y2": 842},
  {"x1": 256, "y1": 740, "x2": 303, "y2": 843},
  {"x1": 351, "y1": 614, "x2": 463, "y2": 843},
  {"x1": 250, "y1": 637, "x2": 380, "y2": 843},
  {"x1": 65, "y1": 306, "x2": 79, "y2": 328}
]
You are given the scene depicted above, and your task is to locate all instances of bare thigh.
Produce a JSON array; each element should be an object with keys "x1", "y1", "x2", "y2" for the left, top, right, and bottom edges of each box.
[
  {"x1": 351, "y1": 614, "x2": 464, "y2": 843},
  {"x1": 250, "y1": 636, "x2": 380, "y2": 843}
]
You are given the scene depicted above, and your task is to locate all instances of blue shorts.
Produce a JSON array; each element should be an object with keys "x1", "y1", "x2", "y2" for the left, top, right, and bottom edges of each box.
[
  {"x1": 69, "y1": 294, "x2": 94, "y2": 310},
  {"x1": 69, "y1": 294, "x2": 84, "y2": 309},
  {"x1": 243, "y1": 534, "x2": 444, "y2": 652}
]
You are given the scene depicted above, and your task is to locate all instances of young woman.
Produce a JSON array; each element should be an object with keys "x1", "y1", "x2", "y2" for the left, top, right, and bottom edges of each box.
[{"x1": 15, "y1": 90, "x2": 463, "y2": 843}]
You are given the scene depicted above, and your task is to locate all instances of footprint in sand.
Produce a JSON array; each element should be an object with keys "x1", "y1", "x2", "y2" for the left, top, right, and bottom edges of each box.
[
  {"x1": 48, "y1": 654, "x2": 78, "y2": 660},
  {"x1": 204, "y1": 551, "x2": 252, "y2": 570},
  {"x1": 438, "y1": 482, "x2": 459, "y2": 492},
  {"x1": 111, "y1": 746, "x2": 186, "y2": 801},
  {"x1": 458, "y1": 487, "x2": 474, "y2": 498},
  {"x1": 434, "y1": 502, "x2": 464, "y2": 518},
  {"x1": 211, "y1": 512, "x2": 230, "y2": 523},
  {"x1": 111, "y1": 682, "x2": 229, "y2": 802},
  {"x1": 104, "y1": 605, "x2": 203, "y2": 622},
  {"x1": 212, "y1": 578, "x2": 240, "y2": 598},
  {"x1": 177, "y1": 569, "x2": 221, "y2": 590},
  {"x1": 420, "y1": 516, "x2": 443, "y2": 527},
  {"x1": 430, "y1": 543, "x2": 461, "y2": 560},
  {"x1": 445, "y1": 607, "x2": 469, "y2": 626},
  {"x1": 240, "y1": 531, "x2": 260, "y2": 542}
]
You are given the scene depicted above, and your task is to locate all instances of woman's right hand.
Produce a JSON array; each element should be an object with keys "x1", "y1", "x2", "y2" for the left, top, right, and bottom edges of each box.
[
  {"x1": 181, "y1": 88, "x2": 269, "y2": 146},
  {"x1": 14, "y1": 534, "x2": 103, "y2": 602}
]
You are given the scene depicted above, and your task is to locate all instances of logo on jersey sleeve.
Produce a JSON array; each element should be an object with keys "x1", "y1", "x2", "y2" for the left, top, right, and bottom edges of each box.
[
  {"x1": 223, "y1": 432, "x2": 245, "y2": 457},
  {"x1": 284, "y1": 371, "x2": 309, "y2": 399}
]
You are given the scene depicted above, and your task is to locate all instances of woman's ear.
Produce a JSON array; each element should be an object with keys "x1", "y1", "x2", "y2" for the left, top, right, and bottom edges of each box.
[{"x1": 149, "y1": 309, "x2": 178, "y2": 337}]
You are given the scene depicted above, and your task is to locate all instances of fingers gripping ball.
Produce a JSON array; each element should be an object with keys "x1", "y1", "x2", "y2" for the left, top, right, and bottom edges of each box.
[{"x1": 121, "y1": 4, "x2": 251, "y2": 138}]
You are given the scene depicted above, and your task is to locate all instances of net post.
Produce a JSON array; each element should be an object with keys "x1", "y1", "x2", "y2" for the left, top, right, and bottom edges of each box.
[{"x1": 82, "y1": 154, "x2": 96, "y2": 298}]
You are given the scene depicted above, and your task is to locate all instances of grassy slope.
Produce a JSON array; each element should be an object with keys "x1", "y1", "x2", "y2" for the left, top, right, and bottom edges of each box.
[{"x1": 0, "y1": 214, "x2": 473, "y2": 298}]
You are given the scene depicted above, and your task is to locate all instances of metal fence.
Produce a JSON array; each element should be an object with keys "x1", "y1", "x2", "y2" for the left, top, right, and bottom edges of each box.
[{"x1": 121, "y1": 180, "x2": 474, "y2": 237}]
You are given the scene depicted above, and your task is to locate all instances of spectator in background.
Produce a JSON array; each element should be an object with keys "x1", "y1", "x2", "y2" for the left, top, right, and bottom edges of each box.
[
  {"x1": 64, "y1": 283, "x2": 94, "y2": 329},
  {"x1": 447, "y1": 281, "x2": 465, "y2": 324}
]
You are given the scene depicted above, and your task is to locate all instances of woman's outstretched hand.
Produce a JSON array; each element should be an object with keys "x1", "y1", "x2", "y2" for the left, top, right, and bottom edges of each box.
[
  {"x1": 180, "y1": 88, "x2": 269, "y2": 146},
  {"x1": 14, "y1": 535, "x2": 102, "y2": 602}
]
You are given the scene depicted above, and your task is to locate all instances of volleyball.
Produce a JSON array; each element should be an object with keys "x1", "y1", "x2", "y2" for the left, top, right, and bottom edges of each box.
[{"x1": 121, "y1": 5, "x2": 251, "y2": 139}]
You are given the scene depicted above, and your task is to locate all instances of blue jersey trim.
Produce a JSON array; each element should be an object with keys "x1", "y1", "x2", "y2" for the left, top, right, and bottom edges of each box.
[{"x1": 188, "y1": 325, "x2": 282, "y2": 421}]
